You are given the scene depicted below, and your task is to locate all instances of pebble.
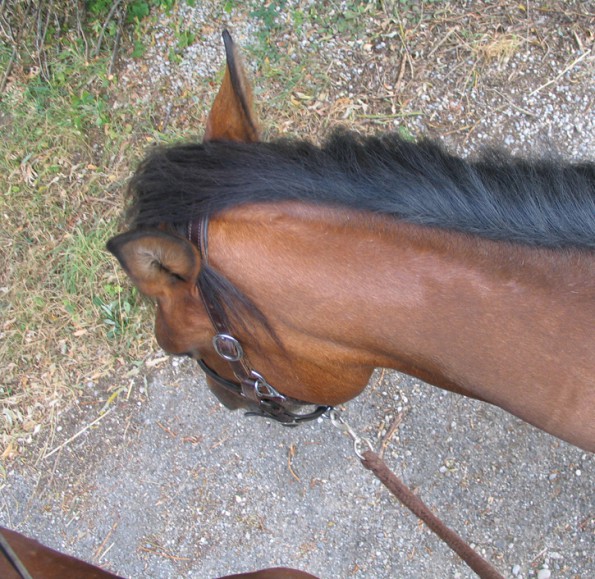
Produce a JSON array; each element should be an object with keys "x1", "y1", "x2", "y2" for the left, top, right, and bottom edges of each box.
[
  {"x1": 511, "y1": 564, "x2": 521, "y2": 576},
  {"x1": 537, "y1": 569, "x2": 551, "y2": 579}
]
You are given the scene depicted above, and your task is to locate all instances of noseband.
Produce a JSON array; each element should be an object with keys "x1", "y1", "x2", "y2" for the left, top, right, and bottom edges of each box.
[{"x1": 188, "y1": 217, "x2": 331, "y2": 426}]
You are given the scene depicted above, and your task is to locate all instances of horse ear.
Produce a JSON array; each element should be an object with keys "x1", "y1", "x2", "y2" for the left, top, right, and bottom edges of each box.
[
  {"x1": 106, "y1": 230, "x2": 199, "y2": 298},
  {"x1": 204, "y1": 30, "x2": 259, "y2": 143}
]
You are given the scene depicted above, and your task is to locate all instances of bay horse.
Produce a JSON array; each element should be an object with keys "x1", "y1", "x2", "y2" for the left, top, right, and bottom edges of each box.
[
  {"x1": 108, "y1": 31, "x2": 594, "y2": 451},
  {"x1": 0, "y1": 526, "x2": 317, "y2": 579}
]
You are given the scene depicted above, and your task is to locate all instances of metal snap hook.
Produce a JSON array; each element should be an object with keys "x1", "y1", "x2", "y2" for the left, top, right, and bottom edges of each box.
[
  {"x1": 251, "y1": 370, "x2": 285, "y2": 401},
  {"x1": 324, "y1": 408, "x2": 375, "y2": 459}
]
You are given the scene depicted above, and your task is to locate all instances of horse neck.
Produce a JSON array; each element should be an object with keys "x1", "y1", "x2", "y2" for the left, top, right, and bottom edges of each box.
[{"x1": 212, "y1": 203, "x2": 595, "y2": 450}]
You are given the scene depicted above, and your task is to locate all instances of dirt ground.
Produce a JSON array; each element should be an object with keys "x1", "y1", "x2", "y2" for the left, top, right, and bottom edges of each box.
[
  {"x1": 1, "y1": 2, "x2": 593, "y2": 578},
  {"x1": 2, "y1": 363, "x2": 593, "y2": 578}
]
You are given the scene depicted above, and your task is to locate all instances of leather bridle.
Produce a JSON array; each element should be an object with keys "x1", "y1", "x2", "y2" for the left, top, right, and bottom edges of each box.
[{"x1": 188, "y1": 216, "x2": 331, "y2": 426}]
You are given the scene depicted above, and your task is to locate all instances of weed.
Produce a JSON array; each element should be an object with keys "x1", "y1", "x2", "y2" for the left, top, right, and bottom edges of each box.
[
  {"x1": 223, "y1": 1, "x2": 238, "y2": 15},
  {"x1": 96, "y1": 291, "x2": 134, "y2": 339},
  {"x1": 249, "y1": 10, "x2": 283, "y2": 60},
  {"x1": 176, "y1": 29, "x2": 196, "y2": 50},
  {"x1": 87, "y1": 0, "x2": 176, "y2": 25}
]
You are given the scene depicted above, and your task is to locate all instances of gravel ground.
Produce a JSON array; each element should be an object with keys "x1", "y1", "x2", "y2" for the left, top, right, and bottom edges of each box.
[
  {"x1": 1, "y1": 2, "x2": 593, "y2": 578},
  {"x1": 1, "y1": 360, "x2": 592, "y2": 578}
]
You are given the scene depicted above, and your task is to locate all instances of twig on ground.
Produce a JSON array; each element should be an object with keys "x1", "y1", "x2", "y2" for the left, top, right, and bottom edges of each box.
[
  {"x1": 492, "y1": 90, "x2": 538, "y2": 118},
  {"x1": 394, "y1": 53, "x2": 407, "y2": 92},
  {"x1": 0, "y1": 47, "x2": 17, "y2": 94},
  {"x1": 34, "y1": 0, "x2": 52, "y2": 81},
  {"x1": 288, "y1": 444, "x2": 301, "y2": 482},
  {"x1": 74, "y1": 0, "x2": 90, "y2": 60},
  {"x1": 43, "y1": 409, "x2": 113, "y2": 459},
  {"x1": 528, "y1": 50, "x2": 592, "y2": 97},
  {"x1": 138, "y1": 545, "x2": 191, "y2": 561},
  {"x1": 156, "y1": 421, "x2": 177, "y2": 438},
  {"x1": 95, "y1": 521, "x2": 118, "y2": 561},
  {"x1": 0, "y1": 0, "x2": 33, "y2": 96},
  {"x1": 427, "y1": 26, "x2": 459, "y2": 59},
  {"x1": 108, "y1": 8, "x2": 124, "y2": 76},
  {"x1": 94, "y1": 0, "x2": 124, "y2": 57},
  {"x1": 378, "y1": 412, "x2": 405, "y2": 459}
]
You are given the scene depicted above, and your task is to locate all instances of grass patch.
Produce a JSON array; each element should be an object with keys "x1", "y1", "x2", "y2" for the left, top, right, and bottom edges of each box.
[
  {"x1": 0, "y1": 1, "x2": 165, "y2": 458},
  {"x1": 1, "y1": 0, "x2": 225, "y2": 459}
]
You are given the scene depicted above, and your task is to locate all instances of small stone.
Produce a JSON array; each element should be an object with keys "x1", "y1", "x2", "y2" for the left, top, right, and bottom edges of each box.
[
  {"x1": 511, "y1": 565, "x2": 521, "y2": 577},
  {"x1": 537, "y1": 569, "x2": 551, "y2": 579}
]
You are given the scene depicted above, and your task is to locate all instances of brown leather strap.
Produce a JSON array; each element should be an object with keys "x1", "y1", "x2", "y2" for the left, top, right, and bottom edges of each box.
[
  {"x1": 188, "y1": 220, "x2": 200, "y2": 248},
  {"x1": 360, "y1": 450, "x2": 504, "y2": 579},
  {"x1": 187, "y1": 216, "x2": 331, "y2": 424},
  {"x1": 192, "y1": 216, "x2": 256, "y2": 387}
]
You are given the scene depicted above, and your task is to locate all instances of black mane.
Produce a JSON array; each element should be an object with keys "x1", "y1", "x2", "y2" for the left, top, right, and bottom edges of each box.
[{"x1": 128, "y1": 131, "x2": 595, "y2": 249}]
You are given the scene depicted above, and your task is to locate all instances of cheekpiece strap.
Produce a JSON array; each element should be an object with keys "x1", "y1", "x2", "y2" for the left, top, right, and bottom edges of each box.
[{"x1": 187, "y1": 216, "x2": 332, "y2": 425}]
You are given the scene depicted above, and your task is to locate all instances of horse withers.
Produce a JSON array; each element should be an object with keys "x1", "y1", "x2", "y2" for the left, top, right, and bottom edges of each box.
[{"x1": 108, "y1": 31, "x2": 594, "y2": 451}]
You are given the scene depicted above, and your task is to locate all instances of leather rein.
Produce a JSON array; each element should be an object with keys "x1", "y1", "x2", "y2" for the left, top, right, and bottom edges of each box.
[
  {"x1": 0, "y1": 531, "x2": 33, "y2": 579},
  {"x1": 187, "y1": 216, "x2": 505, "y2": 578},
  {"x1": 188, "y1": 216, "x2": 330, "y2": 426}
]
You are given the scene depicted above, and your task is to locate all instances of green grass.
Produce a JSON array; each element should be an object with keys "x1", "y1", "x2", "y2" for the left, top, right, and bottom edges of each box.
[
  {"x1": 55, "y1": 220, "x2": 144, "y2": 336},
  {"x1": 0, "y1": 1, "x2": 162, "y2": 456},
  {"x1": 1, "y1": 0, "x2": 233, "y2": 458}
]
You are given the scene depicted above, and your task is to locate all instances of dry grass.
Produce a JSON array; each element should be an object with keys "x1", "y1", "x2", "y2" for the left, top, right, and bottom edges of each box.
[
  {"x1": 0, "y1": 2, "x2": 157, "y2": 462},
  {"x1": 1, "y1": 0, "x2": 592, "y2": 465},
  {"x1": 474, "y1": 33, "x2": 521, "y2": 64}
]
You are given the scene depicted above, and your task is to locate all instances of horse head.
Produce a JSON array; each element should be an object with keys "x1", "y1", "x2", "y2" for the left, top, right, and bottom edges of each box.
[{"x1": 107, "y1": 32, "x2": 356, "y2": 421}]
